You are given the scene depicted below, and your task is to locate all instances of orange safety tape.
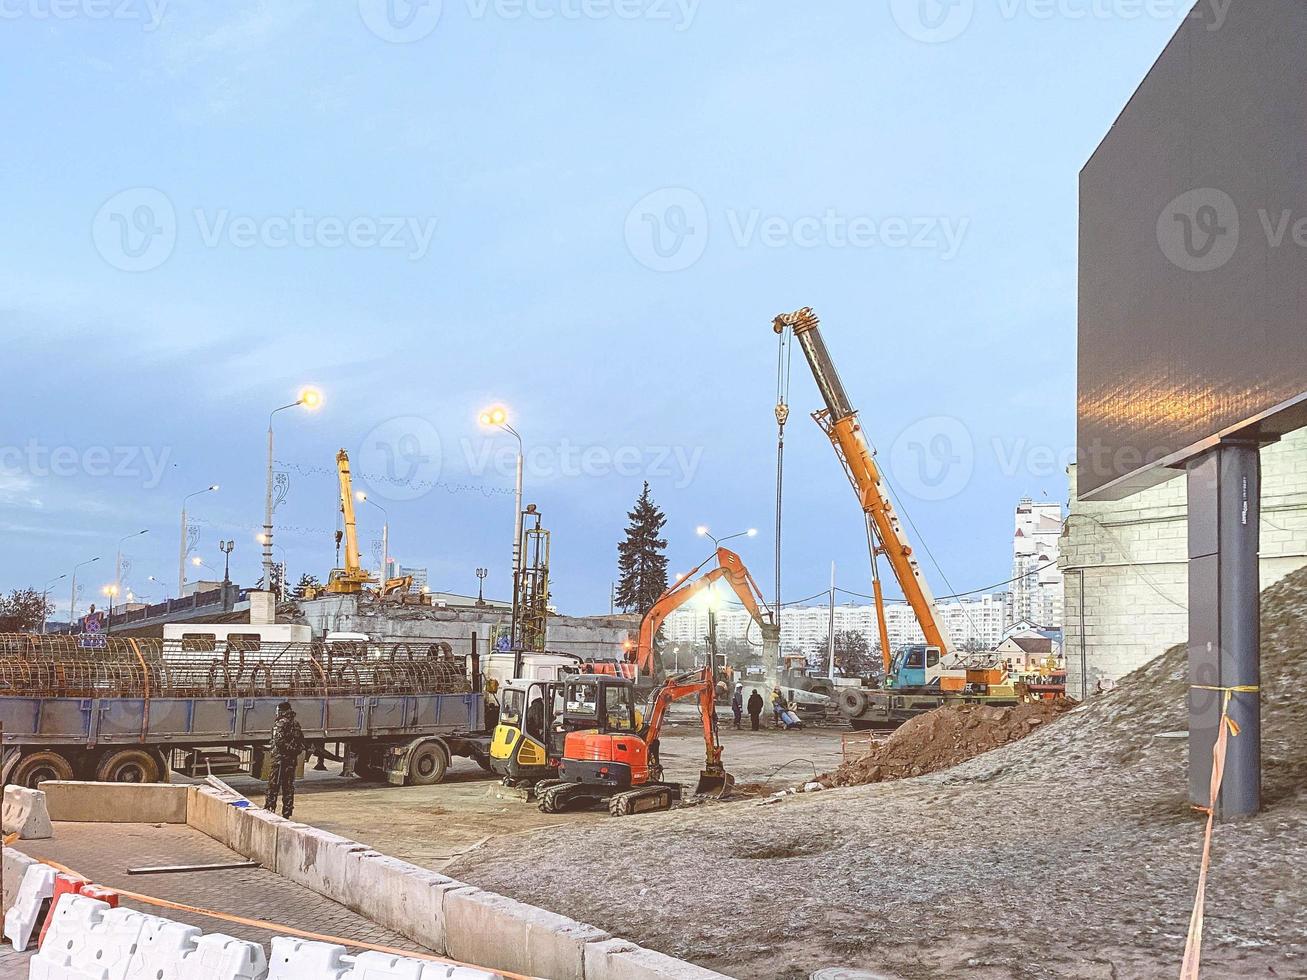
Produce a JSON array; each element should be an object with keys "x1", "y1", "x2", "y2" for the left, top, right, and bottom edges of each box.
[
  {"x1": 32, "y1": 857, "x2": 536, "y2": 980},
  {"x1": 1179, "y1": 684, "x2": 1259, "y2": 980}
]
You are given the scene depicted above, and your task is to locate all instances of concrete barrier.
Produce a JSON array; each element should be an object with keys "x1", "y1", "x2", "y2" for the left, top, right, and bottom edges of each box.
[
  {"x1": 585, "y1": 940, "x2": 732, "y2": 980},
  {"x1": 42, "y1": 781, "x2": 189, "y2": 824},
  {"x1": 275, "y1": 824, "x2": 363, "y2": 897},
  {"x1": 2, "y1": 785, "x2": 53, "y2": 840},
  {"x1": 444, "y1": 885, "x2": 610, "y2": 980},
  {"x1": 2, "y1": 847, "x2": 39, "y2": 915}
]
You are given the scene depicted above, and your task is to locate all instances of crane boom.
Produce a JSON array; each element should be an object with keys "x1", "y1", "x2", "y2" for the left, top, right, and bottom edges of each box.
[
  {"x1": 325, "y1": 449, "x2": 375, "y2": 594},
  {"x1": 773, "y1": 307, "x2": 953, "y2": 663}
]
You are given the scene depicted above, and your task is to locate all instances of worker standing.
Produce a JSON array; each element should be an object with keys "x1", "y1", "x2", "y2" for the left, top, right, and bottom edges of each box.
[
  {"x1": 265, "y1": 700, "x2": 305, "y2": 819},
  {"x1": 747, "y1": 689, "x2": 764, "y2": 731},
  {"x1": 731, "y1": 683, "x2": 744, "y2": 730}
]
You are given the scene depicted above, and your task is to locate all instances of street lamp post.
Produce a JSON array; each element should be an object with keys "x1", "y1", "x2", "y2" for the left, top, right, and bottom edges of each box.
[
  {"x1": 696, "y1": 526, "x2": 760, "y2": 550},
  {"x1": 102, "y1": 584, "x2": 120, "y2": 634},
  {"x1": 69, "y1": 556, "x2": 100, "y2": 628},
  {"x1": 479, "y1": 406, "x2": 524, "y2": 643},
  {"x1": 356, "y1": 493, "x2": 389, "y2": 584},
  {"x1": 41, "y1": 574, "x2": 66, "y2": 634},
  {"x1": 476, "y1": 568, "x2": 488, "y2": 606},
  {"x1": 264, "y1": 388, "x2": 323, "y2": 589},
  {"x1": 115, "y1": 530, "x2": 148, "y2": 604},
  {"x1": 147, "y1": 576, "x2": 170, "y2": 602},
  {"x1": 179, "y1": 485, "x2": 219, "y2": 596}
]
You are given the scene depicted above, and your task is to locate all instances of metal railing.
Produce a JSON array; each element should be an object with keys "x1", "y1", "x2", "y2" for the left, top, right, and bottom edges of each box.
[{"x1": 0, "y1": 634, "x2": 472, "y2": 700}]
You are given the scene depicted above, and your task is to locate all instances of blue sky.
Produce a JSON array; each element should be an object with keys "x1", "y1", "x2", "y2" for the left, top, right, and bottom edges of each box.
[{"x1": 1, "y1": 0, "x2": 1199, "y2": 617}]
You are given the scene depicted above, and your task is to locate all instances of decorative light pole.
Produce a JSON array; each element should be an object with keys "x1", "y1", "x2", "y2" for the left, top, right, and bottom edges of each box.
[
  {"x1": 41, "y1": 574, "x2": 66, "y2": 634},
  {"x1": 476, "y1": 568, "x2": 488, "y2": 607},
  {"x1": 69, "y1": 556, "x2": 100, "y2": 627},
  {"x1": 116, "y1": 529, "x2": 149, "y2": 601},
  {"x1": 264, "y1": 388, "x2": 322, "y2": 589},
  {"x1": 696, "y1": 526, "x2": 759, "y2": 550},
  {"x1": 356, "y1": 492, "x2": 389, "y2": 584},
  {"x1": 479, "y1": 406, "x2": 524, "y2": 639},
  {"x1": 179, "y1": 485, "x2": 219, "y2": 595}
]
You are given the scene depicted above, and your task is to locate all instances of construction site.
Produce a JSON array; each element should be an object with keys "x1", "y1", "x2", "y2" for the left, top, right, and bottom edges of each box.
[{"x1": 4, "y1": 1, "x2": 1307, "y2": 978}]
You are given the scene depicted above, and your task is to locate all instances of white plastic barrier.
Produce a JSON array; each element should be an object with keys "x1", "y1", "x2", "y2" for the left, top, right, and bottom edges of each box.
[
  {"x1": 267, "y1": 939, "x2": 503, "y2": 980},
  {"x1": 3, "y1": 862, "x2": 56, "y2": 952},
  {"x1": 186, "y1": 934, "x2": 269, "y2": 980},
  {"x1": 122, "y1": 916, "x2": 202, "y2": 980},
  {"x1": 2, "y1": 785, "x2": 54, "y2": 840}
]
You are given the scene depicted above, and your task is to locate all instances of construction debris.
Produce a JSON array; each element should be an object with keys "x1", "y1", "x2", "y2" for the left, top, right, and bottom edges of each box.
[{"x1": 822, "y1": 699, "x2": 1075, "y2": 787}]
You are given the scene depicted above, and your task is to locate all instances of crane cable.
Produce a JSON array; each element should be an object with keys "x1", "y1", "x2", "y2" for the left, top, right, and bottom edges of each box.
[{"x1": 774, "y1": 326, "x2": 794, "y2": 631}]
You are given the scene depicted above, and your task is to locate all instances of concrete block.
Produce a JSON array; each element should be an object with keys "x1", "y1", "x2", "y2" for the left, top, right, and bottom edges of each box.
[
  {"x1": 275, "y1": 824, "x2": 365, "y2": 899},
  {"x1": 584, "y1": 940, "x2": 731, "y2": 980},
  {"x1": 42, "y1": 781, "x2": 189, "y2": 824},
  {"x1": 369, "y1": 857, "x2": 460, "y2": 954},
  {"x1": 186, "y1": 787, "x2": 237, "y2": 843},
  {"x1": 2, "y1": 785, "x2": 53, "y2": 840},
  {"x1": 443, "y1": 885, "x2": 609, "y2": 980},
  {"x1": 225, "y1": 805, "x2": 281, "y2": 868}
]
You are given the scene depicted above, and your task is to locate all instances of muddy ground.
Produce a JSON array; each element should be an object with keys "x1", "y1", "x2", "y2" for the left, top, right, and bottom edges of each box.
[
  {"x1": 216, "y1": 721, "x2": 848, "y2": 873},
  {"x1": 441, "y1": 568, "x2": 1307, "y2": 980}
]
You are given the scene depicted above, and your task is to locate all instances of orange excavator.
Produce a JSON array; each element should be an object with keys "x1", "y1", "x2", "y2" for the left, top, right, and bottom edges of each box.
[
  {"x1": 536, "y1": 666, "x2": 730, "y2": 816},
  {"x1": 625, "y1": 547, "x2": 775, "y2": 684}
]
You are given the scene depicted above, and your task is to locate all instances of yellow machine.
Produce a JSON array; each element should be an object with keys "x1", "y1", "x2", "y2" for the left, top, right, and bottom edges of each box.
[
  {"x1": 325, "y1": 449, "x2": 376, "y2": 595},
  {"x1": 490, "y1": 678, "x2": 561, "y2": 786}
]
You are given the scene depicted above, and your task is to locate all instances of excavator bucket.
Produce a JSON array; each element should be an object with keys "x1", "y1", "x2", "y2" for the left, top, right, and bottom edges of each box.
[{"x1": 696, "y1": 768, "x2": 735, "y2": 799}]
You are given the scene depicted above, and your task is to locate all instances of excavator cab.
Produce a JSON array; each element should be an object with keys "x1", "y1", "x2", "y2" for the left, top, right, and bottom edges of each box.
[{"x1": 490, "y1": 680, "x2": 563, "y2": 786}]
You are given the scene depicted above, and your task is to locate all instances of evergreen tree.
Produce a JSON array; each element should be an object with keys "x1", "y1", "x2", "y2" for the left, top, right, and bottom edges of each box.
[
  {"x1": 292, "y1": 573, "x2": 324, "y2": 600},
  {"x1": 615, "y1": 482, "x2": 669, "y2": 616}
]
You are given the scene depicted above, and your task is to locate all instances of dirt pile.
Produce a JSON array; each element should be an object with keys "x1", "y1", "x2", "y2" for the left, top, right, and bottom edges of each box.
[{"x1": 825, "y1": 698, "x2": 1075, "y2": 786}]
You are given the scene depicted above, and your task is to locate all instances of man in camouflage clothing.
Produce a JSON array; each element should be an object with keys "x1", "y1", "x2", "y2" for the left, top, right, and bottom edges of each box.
[{"x1": 265, "y1": 700, "x2": 305, "y2": 818}]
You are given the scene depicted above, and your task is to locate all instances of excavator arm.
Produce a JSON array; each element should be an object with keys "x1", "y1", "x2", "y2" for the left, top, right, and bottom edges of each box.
[
  {"x1": 642, "y1": 666, "x2": 730, "y2": 794},
  {"x1": 774, "y1": 308, "x2": 953, "y2": 670},
  {"x1": 632, "y1": 547, "x2": 774, "y2": 680}
]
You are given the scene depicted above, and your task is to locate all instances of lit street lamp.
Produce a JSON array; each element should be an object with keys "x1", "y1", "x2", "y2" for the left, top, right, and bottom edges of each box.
[
  {"x1": 264, "y1": 388, "x2": 323, "y2": 589},
  {"x1": 479, "y1": 405, "x2": 523, "y2": 642},
  {"x1": 356, "y1": 492, "x2": 390, "y2": 584},
  {"x1": 115, "y1": 529, "x2": 148, "y2": 603},
  {"x1": 696, "y1": 526, "x2": 759, "y2": 549},
  {"x1": 179, "y1": 484, "x2": 219, "y2": 595},
  {"x1": 68, "y1": 556, "x2": 100, "y2": 627},
  {"x1": 102, "y1": 584, "x2": 120, "y2": 633},
  {"x1": 41, "y1": 574, "x2": 66, "y2": 634},
  {"x1": 147, "y1": 576, "x2": 171, "y2": 602}
]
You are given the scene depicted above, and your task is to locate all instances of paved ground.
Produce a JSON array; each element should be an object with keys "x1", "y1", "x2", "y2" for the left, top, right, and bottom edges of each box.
[
  {"x1": 1, "y1": 822, "x2": 421, "y2": 978},
  {"x1": 215, "y1": 722, "x2": 849, "y2": 873}
]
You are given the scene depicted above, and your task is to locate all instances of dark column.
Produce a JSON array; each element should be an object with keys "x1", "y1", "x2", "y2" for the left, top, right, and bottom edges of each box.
[{"x1": 1186, "y1": 441, "x2": 1262, "y2": 820}]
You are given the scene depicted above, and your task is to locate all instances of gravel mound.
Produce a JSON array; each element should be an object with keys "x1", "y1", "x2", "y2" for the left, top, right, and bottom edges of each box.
[
  {"x1": 825, "y1": 699, "x2": 1075, "y2": 787},
  {"x1": 448, "y1": 566, "x2": 1307, "y2": 980}
]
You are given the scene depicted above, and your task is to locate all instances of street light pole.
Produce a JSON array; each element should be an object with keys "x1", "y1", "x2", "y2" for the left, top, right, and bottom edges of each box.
[
  {"x1": 41, "y1": 574, "x2": 66, "y2": 634},
  {"x1": 357, "y1": 494, "x2": 390, "y2": 583},
  {"x1": 116, "y1": 529, "x2": 149, "y2": 602},
  {"x1": 479, "y1": 407, "x2": 524, "y2": 645},
  {"x1": 696, "y1": 526, "x2": 760, "y2": 551},
  {"x1": 180, "y1": 485, "x2": 219, "y2": 596},
  {"x1": 69, "y1": 556, "x2": 100, "y2": 628},
  {"x1": 264, "y1": 388, "x2": 322, "y2": 590}
]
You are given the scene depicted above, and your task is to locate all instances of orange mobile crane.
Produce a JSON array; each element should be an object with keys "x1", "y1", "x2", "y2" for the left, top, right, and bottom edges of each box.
[
  {"x1": 774, "y1": 308, "x2": 1014, "y2": 727},
  {"x1": 626, "y1": 547, "x2": 775, "y2": 684}
]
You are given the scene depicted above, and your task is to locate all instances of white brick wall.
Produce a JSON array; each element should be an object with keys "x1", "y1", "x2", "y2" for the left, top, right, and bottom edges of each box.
[{"x1": 1063, "y1": 429, "x2": 1307, "y2": 698}]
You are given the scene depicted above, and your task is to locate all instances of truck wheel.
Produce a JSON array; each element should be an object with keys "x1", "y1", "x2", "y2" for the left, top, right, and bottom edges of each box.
[
  {"x1": 95, "y1": 749, "x2": 163, "y2": 784},
  {"x1": 839, "y1": 689, "x2": 869, "y2": 716},
  {"x1": 408, "y1": 744, "x2": 448, "y2": 786},
  {"x1": 11, "y1": 751, "x2": 75, "y2": 789}
]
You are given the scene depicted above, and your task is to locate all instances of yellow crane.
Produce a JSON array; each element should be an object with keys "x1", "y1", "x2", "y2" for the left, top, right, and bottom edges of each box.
[{"x1": 325, "y1": 449, "x2": 376, "y2": 595}]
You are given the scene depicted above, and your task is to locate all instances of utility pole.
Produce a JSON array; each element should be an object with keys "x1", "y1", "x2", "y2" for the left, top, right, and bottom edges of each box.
[{"x1": 827, "y1": 562, "x2": 837, "y2": 680}]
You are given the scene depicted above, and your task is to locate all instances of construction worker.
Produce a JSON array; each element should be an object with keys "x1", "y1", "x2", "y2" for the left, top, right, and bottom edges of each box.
[
  {"x1": 265, "y1": 700, "x2": 305, "y2": 819},
  {"x1": 731, "y1": 683, "x2": 744, "y2": 730},
  {"x1": 771, "y1": 687, "x2": 788, "y2": 729},
  {"x1": 747, "y1": 689, "x2": 764, "y2": 731}
]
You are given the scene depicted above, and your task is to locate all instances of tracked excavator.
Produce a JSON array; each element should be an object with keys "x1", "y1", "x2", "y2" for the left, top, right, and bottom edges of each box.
[
  {"x1": 773, "y1": 308, "x2": 1016, "y2": 729},
  {"x1": 536, "y1": 666, "x2": 731, "y2": 817}
]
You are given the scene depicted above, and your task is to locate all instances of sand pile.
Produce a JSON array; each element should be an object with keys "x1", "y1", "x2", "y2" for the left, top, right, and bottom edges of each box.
[{"x1": 824, "y1": 698, "x2": 1074, "y2": 786}]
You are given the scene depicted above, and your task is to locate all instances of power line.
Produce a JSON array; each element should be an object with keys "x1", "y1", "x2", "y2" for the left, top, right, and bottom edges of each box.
[{"x1": 833, "y1": 558, "x2": 1061, "y2": 604}]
